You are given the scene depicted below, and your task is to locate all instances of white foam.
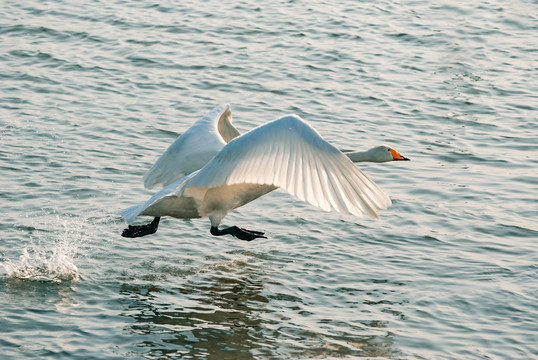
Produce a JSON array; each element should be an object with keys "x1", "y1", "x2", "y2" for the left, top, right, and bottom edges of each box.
[{"x1": 1, "y1": 216, "x2": 84, "y2": 283}]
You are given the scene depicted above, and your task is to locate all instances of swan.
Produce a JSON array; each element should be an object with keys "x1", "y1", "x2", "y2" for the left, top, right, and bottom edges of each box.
[
  {"x1": 142, "y1": 104, "x2": 408, "y2": 188},
  {"x1": 121, "y1": 106, "x2": 409, "y2": 241}
]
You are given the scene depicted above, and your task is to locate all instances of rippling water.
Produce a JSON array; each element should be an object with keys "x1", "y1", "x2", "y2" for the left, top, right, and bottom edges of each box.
[{"x1": 1, "y1": 0, "x2": 537, "y2": 358}]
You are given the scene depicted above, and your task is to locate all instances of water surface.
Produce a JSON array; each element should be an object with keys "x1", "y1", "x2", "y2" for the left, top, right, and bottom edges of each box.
[{"x1": 1, "y1": 0, "x2": 537, "y2": 358}]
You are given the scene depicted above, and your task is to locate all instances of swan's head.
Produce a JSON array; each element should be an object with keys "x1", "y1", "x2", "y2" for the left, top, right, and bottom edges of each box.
[{"x1": 367, "y1": 145, "x2": 410, "y2": 162}]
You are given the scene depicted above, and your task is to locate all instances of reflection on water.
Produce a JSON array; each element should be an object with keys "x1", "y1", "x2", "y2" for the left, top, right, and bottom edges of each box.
[
  {"x1": 2, "y1": 276, "x2": 78, "y2": 315},
  {"x1": 120, "y1": 254, "x2": 272, "y2": 359},
  {"x1": 120, "y1": 251, "x2": 397, "y2": 358}
]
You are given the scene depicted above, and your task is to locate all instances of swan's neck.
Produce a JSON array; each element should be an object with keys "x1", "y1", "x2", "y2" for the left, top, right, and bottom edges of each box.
[{"x1": 344, "y1": 150, "x2": 384, "y2": 163}]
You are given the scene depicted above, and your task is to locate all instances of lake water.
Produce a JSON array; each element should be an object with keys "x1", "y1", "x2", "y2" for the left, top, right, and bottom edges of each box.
[{"x1": 1, "y1": 0, "x2": 537, "y2": 358}]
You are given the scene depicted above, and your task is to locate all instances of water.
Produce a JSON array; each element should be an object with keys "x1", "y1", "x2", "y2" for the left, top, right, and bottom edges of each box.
[{"x1": 1, "y1": 0, "x2": 537, "y2": 358}]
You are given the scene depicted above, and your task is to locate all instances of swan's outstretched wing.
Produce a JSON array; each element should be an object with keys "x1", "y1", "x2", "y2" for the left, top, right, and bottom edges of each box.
[
  {"x1": 184, "y1": 115, "x2": 391, "y2": 218},
  {"x1": 143, "y1": 104, "x2": 233, "y2": 189}
]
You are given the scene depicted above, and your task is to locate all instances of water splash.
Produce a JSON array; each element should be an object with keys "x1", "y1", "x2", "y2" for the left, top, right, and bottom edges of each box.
[{"x1": 1, "y1": 216, "x2": 83, "y2": 283}]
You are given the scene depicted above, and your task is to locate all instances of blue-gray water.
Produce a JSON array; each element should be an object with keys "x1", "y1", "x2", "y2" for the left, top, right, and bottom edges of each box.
[{"x1": 1, "y1": 0, "x2": 537, "y2": 359}]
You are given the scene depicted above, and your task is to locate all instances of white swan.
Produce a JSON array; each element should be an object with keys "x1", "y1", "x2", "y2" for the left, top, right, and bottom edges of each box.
[
  {"x1": 142, "y1": 104, "x2": 407, "y2": 188},
  {"x1": 121, "y1": 106, "x2": 409, "y2": 241}
]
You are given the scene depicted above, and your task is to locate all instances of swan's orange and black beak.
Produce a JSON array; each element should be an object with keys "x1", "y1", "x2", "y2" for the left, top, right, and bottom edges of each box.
[{"x1": 390, "y1": 148, "x2": 410, "y2": 161}]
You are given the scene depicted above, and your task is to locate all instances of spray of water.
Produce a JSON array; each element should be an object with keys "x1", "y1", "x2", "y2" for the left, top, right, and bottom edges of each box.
[{"x1": 1, "y1": 215, "x2": 84, "y2": 283}]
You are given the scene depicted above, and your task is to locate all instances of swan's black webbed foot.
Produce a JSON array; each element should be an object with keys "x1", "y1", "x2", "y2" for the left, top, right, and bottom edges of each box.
[
  {"x1": 210, "y1": 226, "x2": 267, "y2": 242},
  {"x1": 122, "y1": 217, "x2": 161, "y2": 238}
]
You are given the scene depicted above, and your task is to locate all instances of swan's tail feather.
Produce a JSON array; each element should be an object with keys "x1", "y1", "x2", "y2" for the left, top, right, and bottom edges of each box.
[{"x1": 121, "y1": 203, "x2": 147, "y2": 224}]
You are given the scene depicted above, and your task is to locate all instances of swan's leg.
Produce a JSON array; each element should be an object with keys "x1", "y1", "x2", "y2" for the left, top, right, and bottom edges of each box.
[
  {"x1": 122, "y1": 217, "x2": 161, "y2": 238},
  {"x1": 210, "y1": 226, "x2": 267, "y2": 241}
]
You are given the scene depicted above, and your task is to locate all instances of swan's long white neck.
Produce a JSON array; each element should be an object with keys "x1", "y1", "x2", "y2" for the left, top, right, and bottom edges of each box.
[
  {"x1": 343, "y1": 145, "x2": 395, "y2": 163},
  {"x1": 344, "y1": 150, "x2": 376, "y2": 162}
]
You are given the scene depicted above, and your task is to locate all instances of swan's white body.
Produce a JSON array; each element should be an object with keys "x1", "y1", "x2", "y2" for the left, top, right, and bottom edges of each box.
[{"x1": 122, "y1": 105, "x2": 400, "y2": 233}]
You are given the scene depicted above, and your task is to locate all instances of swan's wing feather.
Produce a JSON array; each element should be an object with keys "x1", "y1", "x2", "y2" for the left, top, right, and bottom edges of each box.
[
  {"x1": 143, "y1": 104, "x2": 229, "y2": 189},
  {"x1": 185, "y1": 115, "x2": 391, "y2": 218}
]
